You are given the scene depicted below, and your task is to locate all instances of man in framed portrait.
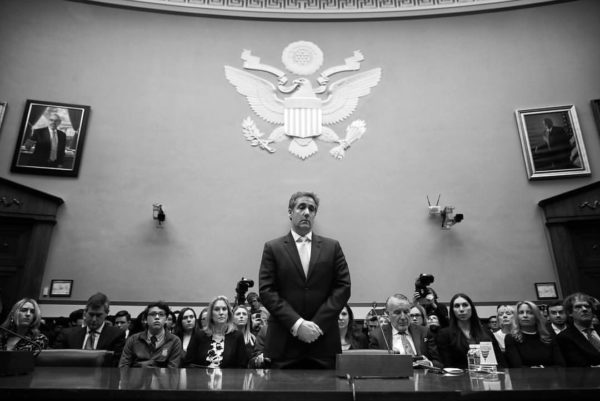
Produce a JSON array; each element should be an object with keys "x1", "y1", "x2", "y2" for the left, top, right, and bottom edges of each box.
[
  {"x1": 24, "y1": 112, "x2": 67, "y2": 168},
  {"x1": 532, "y1": 117, "x2": 577, "y2": 171}
]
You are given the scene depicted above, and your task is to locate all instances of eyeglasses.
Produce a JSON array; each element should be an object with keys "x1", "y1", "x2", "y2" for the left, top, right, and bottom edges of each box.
[
  {"x1": 148, "y1": 312, "x2": 166, "y2": 318},
  {"x1": 409, "y1": 313, "x2": 423, "y2": 318}
]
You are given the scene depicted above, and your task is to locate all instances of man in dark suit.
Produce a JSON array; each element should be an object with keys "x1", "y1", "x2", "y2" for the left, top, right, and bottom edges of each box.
[
  {"x1": 24, "y1": 113, "x2": 67, "y2": 168},
  {"x1": 546, "y1": 300, "x2": 567, "y2": 339},
  {"x1": 532, "y1": 117, "x2": 576, "y2": 170},
  {"x1": 259, "y1": 191, "x2": 351, "y2": 369},
  {"x1": 556, "y1": 292, "x2": 600, "y2": 367},
  {"x1": 369, "y1": 294, "x2": 442, "y2": 369},
  {"x1": 54, "y1": 292, "x2": 126, "y2": 365}
]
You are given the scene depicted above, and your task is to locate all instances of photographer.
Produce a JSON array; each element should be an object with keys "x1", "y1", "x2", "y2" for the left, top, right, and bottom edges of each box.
[{"x1": 413, "y1": 274, "x2": 449, "y2": 328}]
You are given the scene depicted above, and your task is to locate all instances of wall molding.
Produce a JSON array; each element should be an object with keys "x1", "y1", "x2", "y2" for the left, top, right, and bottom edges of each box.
[{"x1": 71, "y1": 0, "x2": 571, "y2": 20}]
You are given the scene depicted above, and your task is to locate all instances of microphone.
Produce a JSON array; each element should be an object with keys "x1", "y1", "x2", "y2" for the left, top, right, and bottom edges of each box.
[
  {"x1": 371, "y1": 302, "x2": 392, "y2": 354},
  {"x1": 0, "y1": 326, "x2": 43, "y2": 356}
]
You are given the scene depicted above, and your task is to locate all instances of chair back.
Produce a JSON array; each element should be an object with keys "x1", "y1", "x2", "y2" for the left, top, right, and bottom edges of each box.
[{"x1": 35, "y1": 349, "x2": 115, "y2": 367}]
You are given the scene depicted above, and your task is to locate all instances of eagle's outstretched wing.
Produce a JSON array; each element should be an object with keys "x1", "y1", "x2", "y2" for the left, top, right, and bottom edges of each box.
[
  {"x1": 224, "y1": 66, "x2": 285, "y2": 125},
  {"x1": 321, "y1": 68, "x2": 381, "y2": 125}
]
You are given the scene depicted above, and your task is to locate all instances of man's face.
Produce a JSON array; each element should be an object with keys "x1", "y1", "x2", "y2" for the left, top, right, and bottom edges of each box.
[
  {"x1": 48, "y1": 114, "x2": 61, "y2": 130},
  {"x1": 289, "y1": 196, "x2": 317, "y2": 236},
  {"x1": 488, "y1": 317, "x2": 498, "y2": 330},
  {"x1": 248, "y1": 297, "x2": 260, "y2": 311},
  {"x1": 548, "y1": 305, "x2": 566, "y2": 326},
  {"x1": 85, "y1": 306, "x2": 107, "y2": 331},
  {"x1": 570, "y1": 298, "x2": 594, "y2": 327},
  {"x1": 114, "y1": 316, "x2": 130, "y2": 331},
  {"x1": 387, "y1": 298, "x2": 411, "y2": 333},
  {"x1": 367, "y1": 318, "x2": 379, "y2": 334},
  {"x1": 145, "y1": 307, "x2": 167, "y2": 334}
]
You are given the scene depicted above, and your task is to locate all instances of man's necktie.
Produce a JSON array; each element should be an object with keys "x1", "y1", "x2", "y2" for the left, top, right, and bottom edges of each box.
[
  {"x1": 585, "y1": 328, "x2": 600, "y2": 352},
  {"x1": 296, "y1": 236, "x2": 310, "y2": 276},
  {"x1": 150, "y1": 335, "x2": 157, "y2": 352},
  {"x1": 49, "y1": 129, "x2": 58, "y2": 162},
  {"x1": 84, "y1": 331, "x2": 97, "y2": 350},
  {"x1": 400, "y1": 333, "x2": 415, "y2": 356}
]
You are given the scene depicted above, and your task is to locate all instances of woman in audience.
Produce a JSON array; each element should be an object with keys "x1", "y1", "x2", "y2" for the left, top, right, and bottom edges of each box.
[
  {"x1": 175, "y1": 307, "x2": 197, "y2": 356},
  {"x1": 183, "y1": 295, "x2": 248, "y2": 368},
  {"x1": 505, "y1": 300, "x2": 564, "y2": 367},
  {"x1": 198, "y1": 307, "x2": 209, "y2": 331},
  {"x1": 339, "y1": 304, "x2": 368, "y2": 350},
  {"x1": 166, "y1": 310, "x2": 177, "y2": 334},
  {"x1": 0, "y1": 298, "x2": 48, "y2": 353},
  {"x1": 410, "y1": 304, "x2": 428, "y2": 328},
  {"x1": 493, "y1": 304, "x2": 514, "y2": 352},
  {"x1": 232, "y1": 305, "x2": 256, "y2": 360},
  {"x1": 436, "y1": 293, "x2": 505, "y2": 369}
]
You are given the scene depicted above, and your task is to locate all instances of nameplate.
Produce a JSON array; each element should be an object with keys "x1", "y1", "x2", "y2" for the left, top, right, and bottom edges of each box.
[{"x1": 336, "y1": 352, "x2": 413, "y2": 378}]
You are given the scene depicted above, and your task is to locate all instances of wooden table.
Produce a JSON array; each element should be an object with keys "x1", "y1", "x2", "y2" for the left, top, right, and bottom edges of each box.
[{"x1": 1, "y1": 367, "x2": 599, "y2": 401}]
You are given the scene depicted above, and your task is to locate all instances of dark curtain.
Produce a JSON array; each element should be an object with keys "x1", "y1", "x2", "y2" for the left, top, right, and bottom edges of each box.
[
  {"x1": 67, "y1": 108, "x2": 83, "y2": 149},
  {"x1": 24, "y1": 105, "x2": 46, "y2": 142}
]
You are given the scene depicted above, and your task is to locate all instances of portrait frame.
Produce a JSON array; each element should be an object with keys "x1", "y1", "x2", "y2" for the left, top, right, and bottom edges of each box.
[
  {"x1": 50, "y1": 280, "x2": 73, "y2": 297},
  {"x1": 515, "y1": 105, "x2": 590, "y2": 180},
  {"x1": 0, "y1": 101, "x2": 6, "y2": 132},
  {"x1": 592, "y1": 99, "x2": 600, "y2": 132},
  {"x1": 10, "y1": 99, "x2": 91, "y2": 177},
  {"x1": 535, "y1": 282, "x2": 558, "y2": 300}
]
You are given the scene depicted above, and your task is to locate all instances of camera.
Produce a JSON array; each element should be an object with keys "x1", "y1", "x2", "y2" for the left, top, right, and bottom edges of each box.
[
  {"x1": 235, "y1": 277, "x2": 255, "y2": 306},
  {"x1": 415, "y1": 273, "x2": 434, "y2": 299}
]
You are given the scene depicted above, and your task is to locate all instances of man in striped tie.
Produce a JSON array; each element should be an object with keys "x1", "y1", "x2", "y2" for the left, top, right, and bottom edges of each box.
[{"x1": 557, "y1": 292, "x2": 600, "y2": 366}]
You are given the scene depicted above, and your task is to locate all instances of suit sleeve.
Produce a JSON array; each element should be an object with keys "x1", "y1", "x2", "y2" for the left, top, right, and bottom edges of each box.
[
  {"x1": 310, "y1": 240, "x2": 351, "y2": 331},
  {"x1": 118, "y1": 336, "x2": 134, "y2": 367},
  {"x1": 259, "y1": 241, "x2": 302, "y2": 330}
]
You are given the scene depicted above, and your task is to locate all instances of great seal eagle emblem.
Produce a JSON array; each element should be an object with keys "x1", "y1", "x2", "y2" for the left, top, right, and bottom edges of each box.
[{"x1": 224, "y1": 41, "x2": 382, "y2": 160}]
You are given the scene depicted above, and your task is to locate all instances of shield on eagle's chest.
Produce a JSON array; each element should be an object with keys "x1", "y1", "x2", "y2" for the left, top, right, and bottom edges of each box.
[{"x1": 284, "y1": 96, "x2": 322, "y2": 139}]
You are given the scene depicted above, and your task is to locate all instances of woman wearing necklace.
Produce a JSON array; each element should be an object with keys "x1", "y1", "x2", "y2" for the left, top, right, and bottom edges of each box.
[
  {"x1": 183, "y1": 295, "x2": 248, "y2": 368},
  {"x1": 339, "y1": 304, "x2": 367, "y2": 351},
  {"x1": 505, "y1": 301, "x2": 564, "y2": 367},
  {"x1": 436, "y1": 293, "x2": 505, "y2": 369},
  {"x1": 0, "y1": 298, "x2": 48, "y2": 354}
]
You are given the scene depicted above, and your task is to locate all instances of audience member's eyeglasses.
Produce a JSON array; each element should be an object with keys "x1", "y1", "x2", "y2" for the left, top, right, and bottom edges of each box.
[
  {"x1": 148, "y1": 312, "x2": 166, "y2": 318},
  {"x1": 409, "y1": 313, "x2": 422, "y2": 318}
]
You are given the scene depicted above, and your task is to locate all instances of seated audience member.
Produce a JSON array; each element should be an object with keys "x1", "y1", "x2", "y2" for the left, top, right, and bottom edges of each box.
[
  {"x1": 175, "y1": 307, "x2": 197, "y2": 356},
  {"x1": 114, "y1": 310, "x2": 132, "y2": 339},
  {"x1": 198, "y1": 307, "x2": 209, "y2": 331},
  {"x1": 184, "y1": 295, "x2": 248, "y2": 368},
  {"x1": 546, "y1": 300, "x2": 567, "y2": 338},
  {"x1": 414, "y1": 287, "x2": 449, "y2": 328},
  {"x1": 410, "y1": 304, "x2": 428, "y2": 328},
  {"x1": 232, "y1": 305, "x2": 256, "y2": 360},
  {"x1": 364, "y1": 312, "x2": 381, "y2": 341},
  {"x1": 166, "y1": 310, "x2": 177, "y2": 334},
  {"x1": 246, "y1": 292, "x2": 262, "y2": 315},
  {"x1": 47, "y1": 317, "x2": 69, "y2": 348},
  {"x1": 53, "y1": 292, "x2": 125, "y2": 364},
  {"x1": 119, "y1": 301, "x2": 182, "y2": 368},
  {"x1": 0, "y1": 298, "x2": 48, "y2": 353},
  {"x1": 436, "y1": 293, "x2": 505, "y2": 369},
  {"x1": 557, "y1": 292, "x2": 600, "y2": 367},
  {"x1": 370, "y1": 294, "x2": 442, "y2": 368},
  {"x1": 339, "y1": 304, "x2": 368, "y2": 351},
  {"x1": 505, "y1": 300, "x2": 564, "y2": 367},
  {"x1": 487, "y1": 316, "x2": 499, "y2": 332},
  {"x1": 494, "y1": 304, "x2": 514, "y2": 352},
  {"x1": 427, "y1": 314, "x2": 442, "y2": 340},
  {"x1": 68, "y1": 308, "x2": 84, "y2": 327}
]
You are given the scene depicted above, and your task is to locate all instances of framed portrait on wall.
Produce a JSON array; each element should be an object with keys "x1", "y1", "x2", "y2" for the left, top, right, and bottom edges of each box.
[
  {"x1": 535, "y1": 282, "x2": 558, "y2": 300},
  {"x1": 515, "y1": 105, "x2": 590, "y2": 180},
  {"x1": 50, "y1": 280, "x2": 73, "y2": 297},
  {"x1": 0, "y1": 101, "x2": 6, "y2": 131},
  {"x1": 10, "y1": 100, "x2": 91, "y2": 177}
]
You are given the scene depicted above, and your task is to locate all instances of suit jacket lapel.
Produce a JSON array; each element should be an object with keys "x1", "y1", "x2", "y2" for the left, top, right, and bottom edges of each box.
[
  {"x1": 283, "y1": 232, "x2": 306, "y2": 280},
  {"x1": 306, "y1": 234, "x2": 321, "y2": 281},
  {"x1": 408, "y1": 326, "x2": 422, "y2": 355}
]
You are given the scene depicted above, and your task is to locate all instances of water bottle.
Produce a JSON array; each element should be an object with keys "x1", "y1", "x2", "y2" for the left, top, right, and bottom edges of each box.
[{"x1": 467, "y1": 344, "x2": 480, "y2": 373}]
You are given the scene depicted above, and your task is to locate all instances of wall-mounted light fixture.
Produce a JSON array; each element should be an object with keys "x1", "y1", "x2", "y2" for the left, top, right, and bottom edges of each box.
[
  {"x1": 153, "y1": 204, "x2": 166, "y2": 226},
  {"x1": 427, "y1": 195, "x2": 464, "y2": 230}
]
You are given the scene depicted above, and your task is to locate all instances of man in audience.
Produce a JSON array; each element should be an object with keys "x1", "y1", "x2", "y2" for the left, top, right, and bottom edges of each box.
[
  {"x1": 115, "y1": 310, "x2": 132, "y2": 339},
  {"x1": 119, "y1": 301, "x2": 182, "y2": 367},
  {"x1": 487, "y1": 316, "x2": 499, "y2": 332},
  {"x1": 68, "y1": 308, "x2": 84, "y2": 327},
  {"x1": 556, "y1": 292, "x2": 600, "y2": 367},
  {"x1": 546, "y1": 300, "x2": 567, "y2": 338},
  {"x1": 259, "y1": 191, "x2": 351, "y2": 369},
  {"x1": 370, "y1": 294, "x2": 442, "y2": 368},
  {"x1": 54, "y1": 292, "x2": 126, "y2": 364}
]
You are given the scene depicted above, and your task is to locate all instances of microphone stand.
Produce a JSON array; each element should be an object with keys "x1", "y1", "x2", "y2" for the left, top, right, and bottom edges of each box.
[
  {"x1": 0, "y1": 325, "x2": 43, "y2": 356},
  {"x1": 371, "y1": 302, "x2": 392, "y2": 354}
]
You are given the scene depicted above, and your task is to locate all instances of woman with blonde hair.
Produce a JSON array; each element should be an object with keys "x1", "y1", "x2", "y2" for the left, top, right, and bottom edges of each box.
[
  {"x1": 505, "y1": 300, "x2": 564, "y2": 367},
  {"x1": 183, "y1": 295, "x2": 248, "y2": 368},
  {"x1": 0, "y1": 298, "x2": 48, "y2": 354},
  {"x1": 232, "y1": 304, "x2": 256, "y2": 359}
]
